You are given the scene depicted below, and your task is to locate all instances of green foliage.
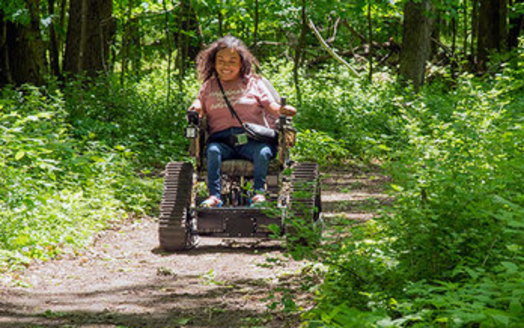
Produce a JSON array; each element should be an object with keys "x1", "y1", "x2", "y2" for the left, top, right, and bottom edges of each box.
[
  {"x1": 1, "y1": 2, "x2": 522, "y2": 321},
  {"x1": 299, "y1": 69, "x2": 403, "y2": 159},
  {"x1": 287, "y1": 50, "x2": 524, "y2": 327},
  {"x1": 0, "y1": 0, "x2": 30, "y2": 24},
  {"x1": 0, "y1": 85, "x2": 161, "y2": 272},
  {"x1": 293, "y1": 130, "x2": 350, "y2": 168},
  {"x1": 263, "y1": 61, "x2": 403, "y2": 162},
  {"x1": 386, "y1": 71, "x2": 524, "y2": 279},
  {"x1": 63, "y1": 71, "x2": 192, "y2": 167},
  {"x1": 1, "y1": 2, "x2": 522, "y2": 326},
  {"x1": 392, "y1": 261, "x2": 524, "y2": 327}
]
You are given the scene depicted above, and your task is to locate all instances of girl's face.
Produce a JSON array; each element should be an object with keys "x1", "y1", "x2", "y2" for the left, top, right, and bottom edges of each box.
[{"x1": 215, "y1": 48, "x2": 242, "y2": 81}]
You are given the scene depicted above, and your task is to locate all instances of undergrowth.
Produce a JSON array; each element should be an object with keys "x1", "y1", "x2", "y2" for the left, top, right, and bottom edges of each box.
[
  {"x1": 1, "y1": 49, "x2": 522, "y2": 328},
  {"x1": 0, "y1": 84, "x2": 162, "y2": 274},
  {"x1": 287, "y1": 51, "x2": 524, "y2": 327}
]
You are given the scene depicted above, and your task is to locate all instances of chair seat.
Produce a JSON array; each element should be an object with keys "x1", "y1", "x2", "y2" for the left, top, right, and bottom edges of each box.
[
  {"x1": 221, "y1": 160, "x2": 254, "y2": 177},
  {"x1": 221, "y1": 159, "x2": 281, "y2": 177}
]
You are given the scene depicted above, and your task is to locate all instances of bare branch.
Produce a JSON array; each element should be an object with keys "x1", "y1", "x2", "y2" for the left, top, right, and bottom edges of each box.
[
  {"x1": 326, "y1": 17, "x2": 341, "y2": 43},
  {"x1": 308, "y1": 19, "x2": 360, "y2": 77},
  {"x1": 254, "y1": 40, "x2": 286, "y2": 47}
]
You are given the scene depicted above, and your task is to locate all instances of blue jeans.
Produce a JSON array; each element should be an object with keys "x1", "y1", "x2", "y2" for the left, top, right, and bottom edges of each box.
[{"x1": 207, "y1": 127, "x2": 276, "y2": 198}]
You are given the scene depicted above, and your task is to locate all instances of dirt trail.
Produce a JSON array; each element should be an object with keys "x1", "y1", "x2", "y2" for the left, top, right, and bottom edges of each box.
[{"x1": 0, "y1": 167, "x2": 389, "y2": 328}]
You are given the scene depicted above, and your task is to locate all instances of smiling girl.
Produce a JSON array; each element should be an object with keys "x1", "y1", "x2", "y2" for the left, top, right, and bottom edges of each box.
[{"x1": 188, "y1": 36, "x2": 296, "y2": 207}]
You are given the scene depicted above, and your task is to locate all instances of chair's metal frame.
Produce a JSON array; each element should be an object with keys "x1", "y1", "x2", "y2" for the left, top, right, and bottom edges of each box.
[{"x1": 158, "y1": 79, "x2": 320, "y2": 251}]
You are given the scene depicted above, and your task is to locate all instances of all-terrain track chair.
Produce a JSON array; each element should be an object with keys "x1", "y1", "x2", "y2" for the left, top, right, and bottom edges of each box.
[{"x1": 159, "y1": 80, "x2": 321, "y2": 251}]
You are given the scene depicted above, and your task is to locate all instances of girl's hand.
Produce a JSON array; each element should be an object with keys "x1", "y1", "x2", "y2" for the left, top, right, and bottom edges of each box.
[
  {"x1": 188, "y1": 100, "x2": 204, "y2": 118},
  {"x1": 279, "y1": 104, "x2": 297, "y2": 117}
]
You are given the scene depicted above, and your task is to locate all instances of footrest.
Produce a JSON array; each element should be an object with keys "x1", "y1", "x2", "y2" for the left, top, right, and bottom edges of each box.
[{"x1": 196, "y1": 207, "x2": 282, "y2": 237}]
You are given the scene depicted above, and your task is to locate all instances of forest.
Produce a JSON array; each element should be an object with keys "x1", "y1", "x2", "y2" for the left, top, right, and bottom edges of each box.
[{"x1": 0, "y1": 0, "x2": 523, "y2": 327}]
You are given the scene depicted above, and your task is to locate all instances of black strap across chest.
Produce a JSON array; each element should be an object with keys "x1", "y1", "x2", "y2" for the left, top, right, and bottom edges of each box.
[{"x1": 216, "y1": 77, "x2": 245, "y2": 126}]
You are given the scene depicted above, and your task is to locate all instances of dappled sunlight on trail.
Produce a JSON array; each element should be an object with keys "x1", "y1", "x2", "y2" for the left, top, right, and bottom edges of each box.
[{"x1": 0, "y1": 166, "x2": 389, "y2": 328}]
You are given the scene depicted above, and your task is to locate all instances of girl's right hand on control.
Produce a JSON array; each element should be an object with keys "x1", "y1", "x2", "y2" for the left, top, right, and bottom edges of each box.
[{"x1": 188, "y1": 100, "x2": 204, "y2": 118}]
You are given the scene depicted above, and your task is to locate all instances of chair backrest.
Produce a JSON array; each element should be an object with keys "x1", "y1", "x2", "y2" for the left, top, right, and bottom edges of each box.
[
  {"x1": 261, "y1": 76, "x2": 280, "y2": 103},
  {"x1": 260, "y1": 77, "x2": 280, "y2": 129}
]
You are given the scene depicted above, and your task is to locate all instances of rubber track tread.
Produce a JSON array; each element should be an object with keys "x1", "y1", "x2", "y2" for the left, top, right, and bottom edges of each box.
[
  {"x1": 158, "y1": 162, "x2": 193, "y2": 251},
  {"x1": 289, "y1": 162, "x2": 319, "y2": 220}
]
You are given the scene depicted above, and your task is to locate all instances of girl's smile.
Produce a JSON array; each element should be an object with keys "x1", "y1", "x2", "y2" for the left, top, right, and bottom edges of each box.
[{"x1": 215, "y1": 48, "x2": 242, "y2": 81}]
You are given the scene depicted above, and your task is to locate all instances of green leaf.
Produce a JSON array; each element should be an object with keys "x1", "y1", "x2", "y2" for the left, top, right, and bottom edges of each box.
[
  {"x1": 500, "y1": 261, "x2": 519, "y2": 273},
  {"x1": 509, "y1": 300, "x2": 523, "y2": 315},
  {"x1": 390, "y1": 184, "x2": 403, "y2": 192},
  {"x1": 173, "y1": 317, "x2": 192, "y2": 325},
  {"x1": 14, "y1": 150, "x2": 25, "y2": 160},
  {"x1": 377, "y1": 144, "x2": 391, "y2": 151}
]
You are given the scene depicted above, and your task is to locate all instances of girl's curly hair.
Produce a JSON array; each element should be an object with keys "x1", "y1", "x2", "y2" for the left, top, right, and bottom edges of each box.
[{"x1": 196, "y1": 36, "x2": 259, "y2": 82}]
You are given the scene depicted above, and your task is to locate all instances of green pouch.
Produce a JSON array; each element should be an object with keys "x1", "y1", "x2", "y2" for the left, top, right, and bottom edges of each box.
[{"x1": 235, "y1": 133, "x2": 248, "y2": 146}]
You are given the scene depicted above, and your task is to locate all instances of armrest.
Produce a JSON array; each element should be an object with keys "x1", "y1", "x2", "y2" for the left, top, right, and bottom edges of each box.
[
  {"x1": 189, "y1": 117, "x2": 208, "y2": 171},
  {"x1": 277, "y1": 115, "x2": 296, "y2": 166}
]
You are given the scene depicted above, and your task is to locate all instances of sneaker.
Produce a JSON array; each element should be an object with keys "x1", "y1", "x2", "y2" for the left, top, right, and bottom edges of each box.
[
  {"x1": 187, "y1": 234, "x2": 200, "y2": 250},
  {"x1": 251, "y1": 194, "x2": 267, "y2": 206},
  {"x1": 200, "y1": 195, "x2": 223, "y2": 208}
]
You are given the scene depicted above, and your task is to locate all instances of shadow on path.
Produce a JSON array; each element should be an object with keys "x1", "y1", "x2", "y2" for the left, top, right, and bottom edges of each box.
[
  {"x1": 0, "y1": 274, "x2": 293, "y2": 328},
  {"x1": 152, "y1": 239, "x2": 284, "y2": 257}
]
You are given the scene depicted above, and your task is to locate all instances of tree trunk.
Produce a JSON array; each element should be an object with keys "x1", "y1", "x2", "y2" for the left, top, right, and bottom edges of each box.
[
  {"x1": 129, "y1": 18, "x2": 141, "y2": 75},
  {"x1": 471, "y1": 0, "x2": 479, "y2": 65},
  {"x1": 430, "y1": 12, "x2": 440, "y2": 60},
  {"x1": 59, "y1": 0, "x2": 67, "y2": 56},
  {"x1": 63, "y1": 0, "x2": 115, "y2": 77},
  {"x1": 399, "y1": 0, "x2": 434, "y2": 92},
  {"x1": 218, "y1": 1, "x2": 223, "y2": 37},
  {"x1": 451, "y1": 13, "x2": 457, "y2": 78},
  {"x1": 293, "y1": 0, "x2": 307, "y2": 104},
  {"x1": 367, "y1": 1, "x2": 373, "y2": 83},
  {"x1": 0, "y1": 0, "x2": 45, "y2": 86},
  {"x1": 162, "y1": 0, "x2": 172, "y2": 100},
  {"x1": 463, "y1": 0, "x2": 468, "y2": 59},
  {"x1": 477, "y1": 0, "x2": 507, "y2": 70},
  {"x1": 253, "y1": 0, "x2": 259, "y2": 54},
  {"x1": 48, "y1": 0, "x2": 60, "y2": 77},
  {"x1": 174, "y1": 1, "x2": 203, "y2": 79},
  {"x1": 120, "y1": 1, "x2": 130, "y2": 85},
  {"x1": 508, "y1": 0, "x2": 523, "y2": 49},
  {"x1": 0, "y1": 11, "x2": 13, "y2": 85}
]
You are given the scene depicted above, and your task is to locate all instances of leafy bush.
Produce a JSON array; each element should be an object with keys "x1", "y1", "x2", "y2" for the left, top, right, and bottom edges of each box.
[
  {"x1": 392, "y1": 261, "x2": 524, "y2": 327},
  {"x1": 263, "y1": 61, "x2": 402, "y2": 161},
  {"x1": 293, "y1": 129, "x2": 351, "y2": 168},
  {"x1": 0, "y1": 85, "x2": 161, "y2": 272},
  {"x1": 296, "y1": 55, "x2": 524, "y2": 327},
  {"x1": 386, "y1": 75, "x2": 524, "y2": 280},
  {"x1": 62, "y1": 71, "x2": 194, "y2": 167}
]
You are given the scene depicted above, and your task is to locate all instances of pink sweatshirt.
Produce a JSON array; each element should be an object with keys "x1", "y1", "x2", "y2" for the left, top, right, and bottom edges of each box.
[{"x1": 198, "y1": 75, "x2": 276, "y2": 135}]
